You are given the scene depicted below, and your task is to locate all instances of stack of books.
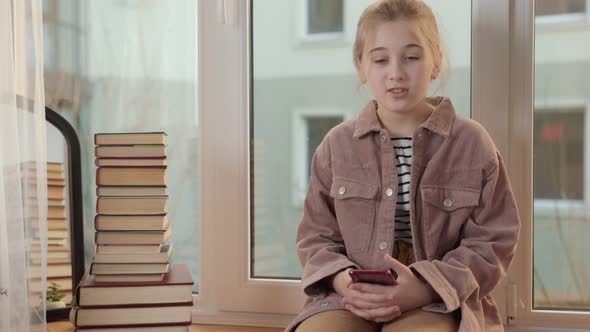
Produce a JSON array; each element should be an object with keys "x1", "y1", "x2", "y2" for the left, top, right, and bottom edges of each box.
[
  {"x1": 71, "y1": 264, "x2": 193, "y2": 331},
  {"x1": 91, "y1": 132, "x2": 171, "y2": 283},
  {"x1": 29, "y1": 162, "x2": 73, "y2": 305},
  {"x1": 70, "y1": 132, "x2": 193, "y2": 331}
]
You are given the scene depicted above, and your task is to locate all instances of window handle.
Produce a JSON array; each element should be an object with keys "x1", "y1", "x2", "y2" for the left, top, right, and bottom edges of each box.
[{"x1": 218, "y1": 0, "x2": 237, "y2": 26}]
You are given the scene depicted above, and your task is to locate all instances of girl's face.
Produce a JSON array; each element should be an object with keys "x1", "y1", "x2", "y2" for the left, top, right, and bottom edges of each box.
[{"x1": 358, "y1": 20, "x2": 436, "y2": 115}]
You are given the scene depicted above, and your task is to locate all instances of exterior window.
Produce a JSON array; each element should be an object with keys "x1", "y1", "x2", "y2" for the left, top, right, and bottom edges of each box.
[
  {"x1": 306, "y1": 0, "x2": 343, "y2": 35},
  {"x1": 533, "y1": 109, "x2": 584, "y2": 201},
  {"x1": 535, "y1": 0, "x2": 586, "y2": 16},
  {"x1": 292, "y1": 113, "x2": 345, "y2": 207}
]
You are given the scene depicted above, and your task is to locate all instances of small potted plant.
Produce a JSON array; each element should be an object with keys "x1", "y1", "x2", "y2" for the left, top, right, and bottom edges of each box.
[{"x1": 45, "y1": 282, "x2": 66, "y2": 310}]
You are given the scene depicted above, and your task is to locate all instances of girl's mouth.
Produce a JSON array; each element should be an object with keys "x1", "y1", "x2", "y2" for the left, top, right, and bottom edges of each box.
[{"x1": 388, "y1": 88, "x2": 408, "y2": 98}]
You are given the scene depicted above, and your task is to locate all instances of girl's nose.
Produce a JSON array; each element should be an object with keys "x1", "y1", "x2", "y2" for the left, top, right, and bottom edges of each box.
[{"x1": 388, "y1": 62, "x2": 405, "y2": 81}]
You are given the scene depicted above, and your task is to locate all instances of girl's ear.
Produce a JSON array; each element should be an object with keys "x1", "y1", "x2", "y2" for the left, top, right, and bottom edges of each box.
[
  {"x1": 430, "y1": 67, "x2": 440, "y2": 81},
  {"x1": 355, "y1": 58, "x2": 367, "y2": 84}
]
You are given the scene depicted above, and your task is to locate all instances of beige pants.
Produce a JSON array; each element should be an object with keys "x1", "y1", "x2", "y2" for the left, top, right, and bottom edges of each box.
[
  {"x1": 296, "y1": 241, "x2": 458, "y2": 331},
  {"x1": 295, "y1": 308, "x2": 458, "y2": 332}
]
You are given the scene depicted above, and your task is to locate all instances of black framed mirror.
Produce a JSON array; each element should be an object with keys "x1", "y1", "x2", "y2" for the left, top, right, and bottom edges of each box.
[{"x1": 45, "y1": 106, "x2": 84, "y2": 321}]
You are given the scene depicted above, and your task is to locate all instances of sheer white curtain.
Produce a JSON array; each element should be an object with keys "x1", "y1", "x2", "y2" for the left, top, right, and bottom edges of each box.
[{"x1": 0, "y1": 0, "x2": 47, "y2": 331}]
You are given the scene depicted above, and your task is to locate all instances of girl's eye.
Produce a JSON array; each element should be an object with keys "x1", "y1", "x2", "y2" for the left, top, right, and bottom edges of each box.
[
  {"x1": 375, "y1": 58, "x2": 387, "y2": 64},
  {"x1": 405, "y1": 56, "x2": 420, "y2": 61}
]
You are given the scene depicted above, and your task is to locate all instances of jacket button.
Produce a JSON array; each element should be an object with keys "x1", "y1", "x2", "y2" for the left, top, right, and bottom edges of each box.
[
  {"x1": 381, "y1": 134, "x2": 388, "y2": 142},
  {"x1": 320, "y1": 300, "x2": 329, "y2": 307},
  {"x1": 338, "y1": 186, "x2": 347, "y2": 195},
  {"x1": 443, "y1": 198, "x2": 453, "y2": 208},
  {"x1": 379, "y1": 241, "x2": 388, "y2": 250},
  {"x1": 385, "y1": 188, "x2": 393, "y2": 197}
]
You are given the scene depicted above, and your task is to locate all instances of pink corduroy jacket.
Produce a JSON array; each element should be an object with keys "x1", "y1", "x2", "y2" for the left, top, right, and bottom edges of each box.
[{"x1": 286, "y1": 97, "x2": 521, "y2": 332}]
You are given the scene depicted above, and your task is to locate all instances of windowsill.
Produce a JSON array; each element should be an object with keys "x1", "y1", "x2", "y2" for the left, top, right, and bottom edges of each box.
[
  {"x1": 535, "y1": 14, "x2": 590, "y2": 33},
  {"x1": 507, "y1": 325, "x2": 590, "y2": 332}
]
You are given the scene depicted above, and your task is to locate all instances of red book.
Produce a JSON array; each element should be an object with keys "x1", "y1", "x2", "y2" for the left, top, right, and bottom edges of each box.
[{"x1": 76, "y1": 264, "x2": 193, "y2": 308}]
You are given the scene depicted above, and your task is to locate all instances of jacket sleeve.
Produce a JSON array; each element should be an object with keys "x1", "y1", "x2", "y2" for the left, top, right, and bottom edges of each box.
[
  {"x1": 410, "y1": 152, "x2": 521, "y2": 313},
  {"x1": 297, "y1": 139, "x2": 359, "y2": 297}
]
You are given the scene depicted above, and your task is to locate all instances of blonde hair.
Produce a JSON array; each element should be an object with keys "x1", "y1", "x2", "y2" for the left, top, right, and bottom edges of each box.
[{"x1": 353, "y1": 0, "x2": 448, "y2": 92}]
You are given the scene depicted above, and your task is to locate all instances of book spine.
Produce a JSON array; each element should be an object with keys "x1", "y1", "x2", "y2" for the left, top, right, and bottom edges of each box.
[
  {"x1": 77, "y1": 300, "x2": 194, "y2": 310},
  {"x1": 74, "y1": 321, "x2": 191, "y2": 330}
]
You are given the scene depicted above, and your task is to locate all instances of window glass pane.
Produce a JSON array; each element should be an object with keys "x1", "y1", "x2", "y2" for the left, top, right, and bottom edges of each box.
[
  {"x1": 252, "y1": 0, "x2": 472, "y2": 279},
  {"x1": 535, "y1": 0, "x2": 586, "y2": 16},
  {"x1": 43, "y1": 0, "x2": 200, "y2": 292},
  {"x1": 306, "y1": 116, "x2": 343, "y2": 181},
  {"x1": 307, "y1": 0, "x2": 343, "y2": 34},
  {"x1": 533, "y1": 2, "x2": 590, "y2": 310},
  {"x1": 533, "y1": 111, "x2": 584, "y2": 200}
]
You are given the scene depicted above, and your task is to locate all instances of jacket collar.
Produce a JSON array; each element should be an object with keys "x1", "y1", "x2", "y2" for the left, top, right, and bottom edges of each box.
[{"x1": 353, "y1": 96, "x2": 455, "y2": 138}]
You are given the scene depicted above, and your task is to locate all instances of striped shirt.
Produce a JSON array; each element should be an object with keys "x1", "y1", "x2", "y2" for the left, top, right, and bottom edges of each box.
[{"x1": 392, "y1": 137, "x2": 413, "y2": 244}]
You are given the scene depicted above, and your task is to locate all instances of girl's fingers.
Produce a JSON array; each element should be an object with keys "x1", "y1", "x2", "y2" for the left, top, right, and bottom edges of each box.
[
  {"x1": 373, "y1": 305, "x2": 402, "y2": 323},
  {"x1": 347, "y1": 287, "x2": 395, "y2": 305},
  {"x1": 345, "y1": 303, "x2": 401, "y2": 323}
]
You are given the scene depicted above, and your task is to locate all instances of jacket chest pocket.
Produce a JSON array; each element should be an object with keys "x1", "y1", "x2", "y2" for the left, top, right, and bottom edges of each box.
[
  {"x1": 330, "y1": 178, "x2": 378, "y2": 255},
  {"x1": 420, "y1": 186, "x2": 480, "y2": 258}
]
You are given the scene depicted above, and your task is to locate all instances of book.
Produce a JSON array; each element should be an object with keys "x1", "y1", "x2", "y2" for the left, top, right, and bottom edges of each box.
[
  {"x1": 94, "y1": 274, "x2": 164, "y2": 283},
  {"x1": 47, "y1": 162, "x2": 64, "y2": 173},
  {"x1": 96, "y1": 197, "x2": 168, "y2": 215},
  {"x1": 30, "y1": 250, "x2": 71, "y2": 264},
  {"x1": 95, "y1": 145, "x2": 166, "y2": 158},
  {"x1": 48, "y1": 205, "x2": 66, "y2": 219},
  {"x1": 48, "y1": 199, "x2": 66, "y2": 207},
  {"x1": 71, "y1": 303, "x2": 191, "y2": 328},
  {"x1": 95, "y1": 214, "x2": 168, "y2": 231},
  {"x1": 30, "y1": 251, "x2": 71, "y2": 261},
  {"x1": 93, "y1": 244, "x2": 172, "y2": 264},
  {"x1": 90, "y1": 263, "x2": 169, "y2": 275},
  {"x1": 30, "y1": 238, "x2": 68, "y2": 246},
  {"x1": 31, "y1": 219, "x2": 67, "y2": 230},
  {"x1": 47, "y1": 179, "x2": 66, "y2": 186},
  {"x1": 95, "y1": 228, "x2": 171, "y2": 245},
  {"x1": 73, "y1": 326, "x2": 189, "y2": 332},
  {"x1": 95, "y1": 157, "x2": 167, "y2": 167},
  {"x1": 29, "y1": 263, "x2": 72, "y2": 278},
  {"x1": 96, "y1": 186, "x2": 168, "y2": 197},
  {"x1": 43, "y1": 229, "x2": 69, "y2": 239},
  {"x1": 94, "y1": 132, "x2": 167, "y2": 146},
  {"x1": 48, "y1": 185, "x2": 65, "y2": 199},
  {"x1": 95, "y1": 244, "x2": 162, "y2": 254},
  {"x1": 31, "y1": 257, "x2": 71, "y2": 265},
  {"x1": 96, "y1": 167, "x2": 166, "y2": 186},
  {"x1": 77, "y1": 264, "x2": 192, "y2": 307}
]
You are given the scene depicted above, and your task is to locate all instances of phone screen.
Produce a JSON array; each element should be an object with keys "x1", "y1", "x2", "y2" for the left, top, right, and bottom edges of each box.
[{"x1": 349, "y1": 269, "x2": 398, "y2": 286}]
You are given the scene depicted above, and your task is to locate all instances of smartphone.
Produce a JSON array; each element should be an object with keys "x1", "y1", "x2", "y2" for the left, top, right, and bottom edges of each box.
[{"x1": 348, "y1": 269, "x2": 398, "y2": 286}]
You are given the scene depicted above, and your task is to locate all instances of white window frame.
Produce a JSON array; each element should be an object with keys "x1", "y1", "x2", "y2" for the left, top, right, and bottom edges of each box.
[
  {"x1": 506, "y1": 0, "x2": 590, "y2": 330},
  {"x1": 296, "y1": 0, "x2": 345, "y2": 44},
  {"x1": 291, "y1": 108, "x2": 352, "y2": 207}
]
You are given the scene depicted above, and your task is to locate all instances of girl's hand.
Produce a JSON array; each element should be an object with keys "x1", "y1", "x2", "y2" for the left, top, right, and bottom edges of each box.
[
  {"x1": 335, "y1": 268, "x2": 402, "y2": 323},
  {"x1": 344, "y1": 254, "x2": 439, "y2": 319}
]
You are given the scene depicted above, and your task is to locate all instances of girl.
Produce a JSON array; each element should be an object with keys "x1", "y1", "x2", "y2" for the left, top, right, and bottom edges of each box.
[{"x1": 286, "y1": 0, "x2": 520, "y2": 331}]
